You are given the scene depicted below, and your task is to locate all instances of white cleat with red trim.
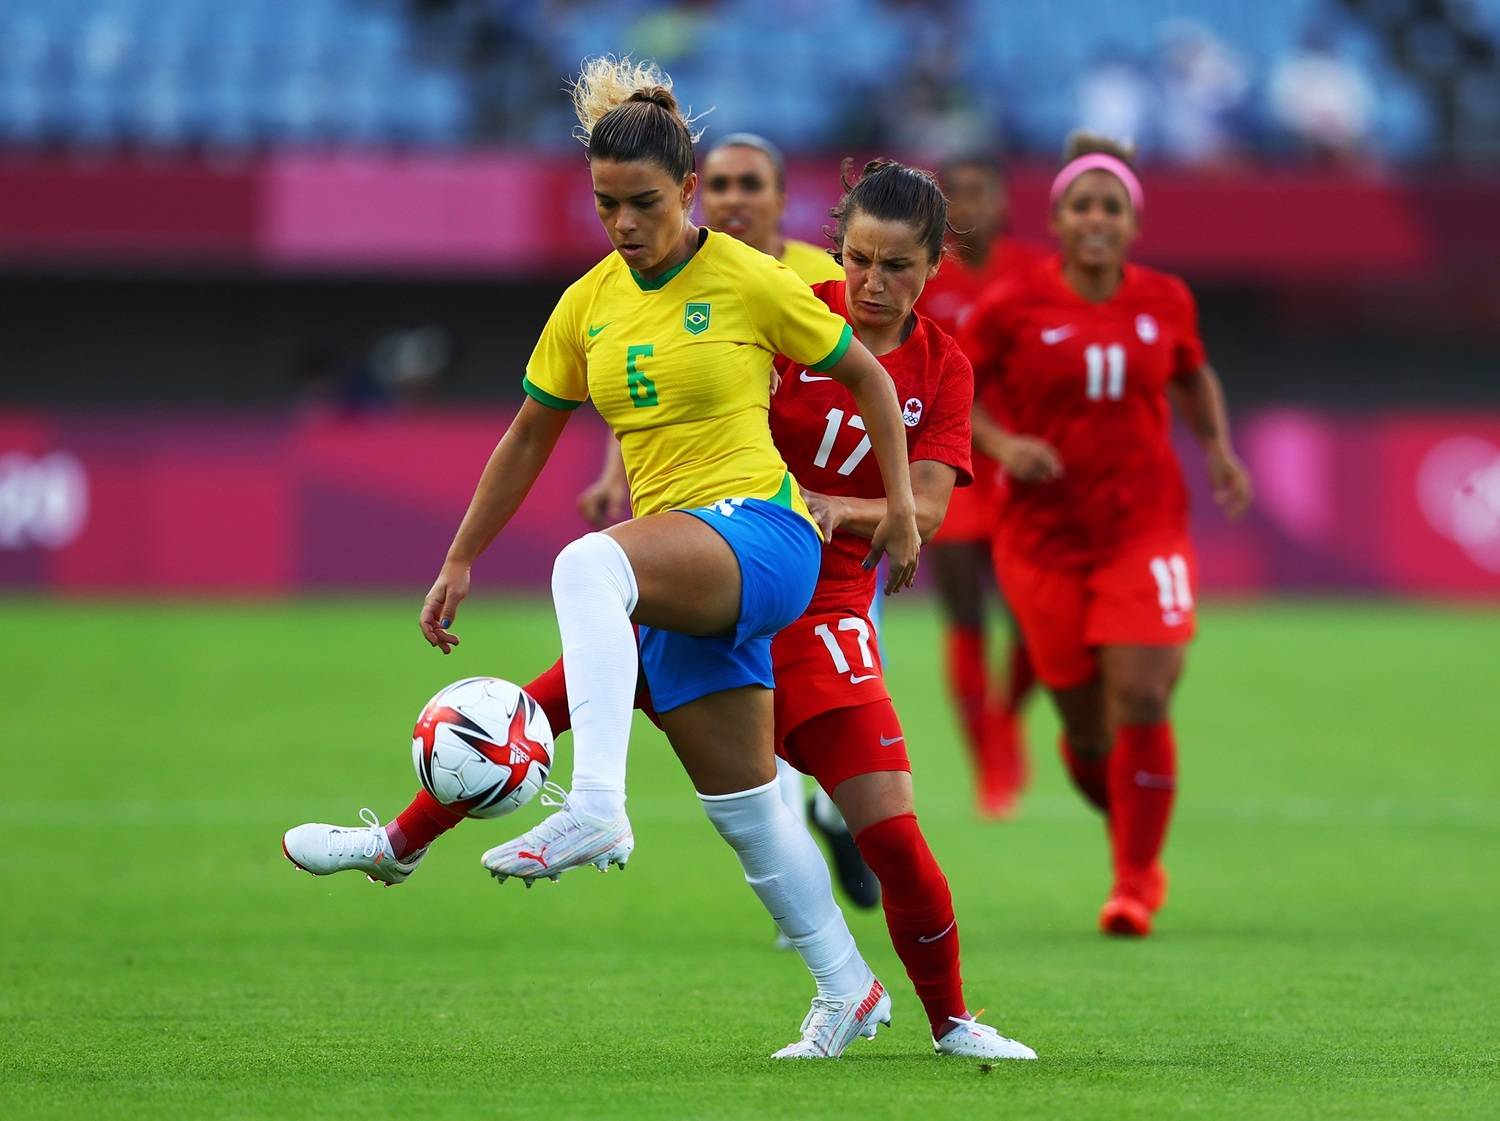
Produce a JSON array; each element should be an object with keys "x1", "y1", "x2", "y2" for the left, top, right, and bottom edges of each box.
[
  {"x1": 933, "y1": 1015, "x2": 1037, "y2": 1060},
  {"x1": 282, "y1": 807, "x2": 426, "y2": 886},
  {"x1": 772, "y1": 976, "x2": 892, "y2": 1059},
  {"x1": 481, "y1": 784, "x2": 633, "y2": 886}
]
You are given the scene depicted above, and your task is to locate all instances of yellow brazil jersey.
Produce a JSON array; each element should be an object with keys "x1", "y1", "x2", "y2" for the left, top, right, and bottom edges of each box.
[
  {"x1": 524, "y1": 229, "x2": 853, "y2": 523},
  {"x1": 779, "y1": 238, "x2": 843, "y2": 286}
]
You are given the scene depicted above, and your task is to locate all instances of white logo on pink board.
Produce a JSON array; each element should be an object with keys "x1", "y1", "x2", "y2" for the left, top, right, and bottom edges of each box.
[
  {"x1": 0, "y1": 452, "x2": 89, "y2": 550},
  {"x1": 1418, "y1": 437, "x2": 1500, "y2": 573}
]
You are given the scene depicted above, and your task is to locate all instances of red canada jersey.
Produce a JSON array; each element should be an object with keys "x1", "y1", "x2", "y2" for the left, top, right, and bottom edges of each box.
[
  {"x1": 961, "y1": 255, "x2": 1206, "y2": 568},
  {"x1": 772, "y1": 280, "x2": 974, "y2": 613},
  {"x1": 918, "y1": 236, "x2": 1048, "y2": 339}
]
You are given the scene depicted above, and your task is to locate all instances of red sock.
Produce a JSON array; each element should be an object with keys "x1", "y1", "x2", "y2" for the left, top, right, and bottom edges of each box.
[
  {"x1": 386, "y1": 789, "x2": 465, "y2": 858},
  {"x1": 944, "y1": 626, "x2": 988, "y2": 766},
  {"x1": 523, "y1": 655, "x2": 572, "y2": 734},
  {"x1": 386, "y1": 658, "x2": 577, "y2": 859},
  {"x1": 1001, "y1": 641, "x2": 1037, "y2": 714},
  {"x1": 519, "y1": 652, "x2": 661, "y2": 734},
  {"x1": 855, "y1": 813, "x2": 968, "y2": 1038},
  {"x1": 1108, "y1": 722, "x2": 1177, "y2": 887},
  {"x1": 1060, "y1": 736, "x2": 1110, "y2": 813}
]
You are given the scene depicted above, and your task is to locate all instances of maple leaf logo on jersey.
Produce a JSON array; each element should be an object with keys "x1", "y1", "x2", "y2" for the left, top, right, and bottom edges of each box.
[
  {"x1": 1136, "y1": 314, "x2": 1159, "y2": 344},
  {"x1": 902, "y1": 397, "x2": 924, "y2": 427}
]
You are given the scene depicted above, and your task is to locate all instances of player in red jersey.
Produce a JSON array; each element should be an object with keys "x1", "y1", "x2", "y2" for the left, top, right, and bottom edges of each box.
[
  {"x1": 962, "y1": 134, "x2": 1253, "y2": 937},
  {"x1": 758, "y1": 160, "x2": 1032, "y2": 1057},
  {"x1": 918, "y1": 153, "x2": 1046, "y2": 820}
]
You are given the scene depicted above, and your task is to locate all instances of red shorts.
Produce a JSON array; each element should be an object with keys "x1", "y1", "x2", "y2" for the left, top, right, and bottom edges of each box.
[
  {"x1": 994, "y1": 532, "x2": 1198, "y2": 690},
  {"x1": 778, "y1": 698, "x2": 910, "y2": 793},
  {"x1": 771, "y1": 609, "x2": 890, "y2": 737},
  {"x1": 931, "y1": 450, "x2": 999, "y2": 544}
]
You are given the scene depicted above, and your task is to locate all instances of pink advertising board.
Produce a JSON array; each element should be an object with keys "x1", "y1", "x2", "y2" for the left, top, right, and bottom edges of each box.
[
  {"x1": 0, "y1": 408, "x2": 1497, "y2": 598},
  {"x1": 1, "y1": 155, "x2": 1496, "y2": 280}
]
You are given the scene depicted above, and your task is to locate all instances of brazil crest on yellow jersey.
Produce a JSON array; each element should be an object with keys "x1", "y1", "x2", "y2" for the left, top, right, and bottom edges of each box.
[{"x1": 523, "y1": 230, "x2": 853, "y2": 523}]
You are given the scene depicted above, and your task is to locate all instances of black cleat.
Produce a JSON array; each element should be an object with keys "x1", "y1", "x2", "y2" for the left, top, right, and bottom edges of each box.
[{"x1": 808, "y1": 796, "x2": 880, "y2": 909}]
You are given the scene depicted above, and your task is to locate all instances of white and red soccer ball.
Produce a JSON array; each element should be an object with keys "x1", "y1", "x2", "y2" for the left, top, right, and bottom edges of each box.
[{"x1": 412, "y1": 677, "x2": 554, "y2": 819}]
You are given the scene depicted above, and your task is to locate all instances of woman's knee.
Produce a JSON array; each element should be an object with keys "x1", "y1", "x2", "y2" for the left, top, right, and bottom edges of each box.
[
  {"x1": 551, "y1": 532, "x2": 638, "y2": 608},
  {"x1": 1108, "y1": 677, "x2": 1175, "y2": 725}
]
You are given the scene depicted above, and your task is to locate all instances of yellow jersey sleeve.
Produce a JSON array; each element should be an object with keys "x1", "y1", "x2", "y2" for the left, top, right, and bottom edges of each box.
[
  {"x1": 780, "y1": 238, "x2": 844, "y2": 286},
  {"x1": 522, "y1": 280, "x2": 590, "y2": 410},
  {"x1": 739, "y1": 255, "x2": 853, "y2": 373}
]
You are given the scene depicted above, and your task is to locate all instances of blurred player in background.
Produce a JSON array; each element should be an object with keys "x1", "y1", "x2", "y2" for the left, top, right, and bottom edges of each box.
[
  {"x1": 578, "y1": 130, "x2": 877, "y2": 914},
  {"x1": 288, "y1": 56, "x2": 922, "y2": 1057},
  {"x1": 962, "y1": 134, "x2": 1253, "y2": 937},
  {"x1": 919, "y1": 153, "x2": 1044, "y2": 819},
  {"x1": 701, "y1": 132, "x2": 844, "y2": 285}
]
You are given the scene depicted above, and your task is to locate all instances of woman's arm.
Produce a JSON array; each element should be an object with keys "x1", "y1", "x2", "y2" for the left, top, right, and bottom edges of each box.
[
  {"x1": 420, "y1": 398, "x2": 572, "y2": 653},
  {"x1": 577, "y1": 434, "x2": 630, "y2": 529},
  {"x1": 973, "y1": 402, "x2": 1063, "y2": 483},
  {"x1": 1168, "y1": 363, "x2": 1253, "y2": 519},
  {"x1": 803, "y1": 460, "x2": 958, "y2": 545},
  {"x1": 824, "y1": 339, "x2": 921, "y2": 592}
]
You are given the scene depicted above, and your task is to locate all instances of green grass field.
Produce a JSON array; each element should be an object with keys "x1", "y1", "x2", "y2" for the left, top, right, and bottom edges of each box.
[{"x1": 3, "y1": 598, "x2": 1497, "y2": 1120}]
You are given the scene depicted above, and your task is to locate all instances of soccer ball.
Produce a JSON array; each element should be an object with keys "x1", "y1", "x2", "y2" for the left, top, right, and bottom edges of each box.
[{"x1": 411, "y1": 676, "x2": 554, "y2": 819}]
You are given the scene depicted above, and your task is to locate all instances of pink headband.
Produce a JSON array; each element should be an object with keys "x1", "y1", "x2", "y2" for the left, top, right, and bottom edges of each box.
[{"x1": 1050, "y1": 153, "x2": 1143, "y2": 213}]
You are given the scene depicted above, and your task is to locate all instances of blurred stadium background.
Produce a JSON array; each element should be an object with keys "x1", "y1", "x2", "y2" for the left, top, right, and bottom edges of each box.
[
  {"x1": 4, "y1": 3, "x2": 1499, "y2": 1118},
  {"x1": 2, "y1": 0, "x2": 1498, "y2": 596}
]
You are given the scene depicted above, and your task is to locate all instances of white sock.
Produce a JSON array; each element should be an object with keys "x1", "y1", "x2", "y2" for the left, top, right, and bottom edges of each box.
[
  {"x1": 700, "y1": 778, "x2": 871, "y2": 999},
  {"x1": 551, "y1": 532, "x2": 639, "y2": 823},
  {"x1": 812, "y1": 786, "x2": 850, "y2": 835},
  {"x1": 775, "y1": 757, "x2": 808, "y2": 825}
]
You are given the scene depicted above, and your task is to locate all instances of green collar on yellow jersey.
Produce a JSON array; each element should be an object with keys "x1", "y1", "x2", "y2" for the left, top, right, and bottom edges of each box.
[{"x1": 629, "y1": 228, "x2": 709, "y2": 292}]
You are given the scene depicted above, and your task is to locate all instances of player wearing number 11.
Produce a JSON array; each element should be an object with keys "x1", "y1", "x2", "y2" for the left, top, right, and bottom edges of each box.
[{"x1": 961, "y1": 133, "x2": 1254, "y2": 937}]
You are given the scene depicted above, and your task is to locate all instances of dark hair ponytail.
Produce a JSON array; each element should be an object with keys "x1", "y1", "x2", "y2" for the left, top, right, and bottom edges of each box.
[{"x1": 826, "y1": 158, "x2": 950, "y2": 265}]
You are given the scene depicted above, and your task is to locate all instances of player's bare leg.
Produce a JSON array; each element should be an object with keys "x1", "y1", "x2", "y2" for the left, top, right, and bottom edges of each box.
[
  {"x1": 1095, "y1": 645, "x2": 1184, "y2": 935},
  {"x1": 1050, "y1": 676, "x2": 1111, "y2": 811}
]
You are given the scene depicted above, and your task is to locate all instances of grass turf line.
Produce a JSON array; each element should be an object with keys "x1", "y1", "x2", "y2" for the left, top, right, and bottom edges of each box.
[{"x1": 1, "y1": 598, "x2": 1496, "y2": 1120}]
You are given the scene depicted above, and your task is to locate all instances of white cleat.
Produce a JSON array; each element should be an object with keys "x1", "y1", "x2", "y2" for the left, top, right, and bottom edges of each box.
[
  {"x1": 282, "y1": 807, "x2": 426, "y2": 887},
  {"x1": 933, "y1": 1015, "x2": 1037, "y2": 1060},
  {"x1": 772, "y1": 976, "x2": 891, "y2": 1059},
  {"x1": 481, "y1": 785, "x2": 633, "y2": 886}
]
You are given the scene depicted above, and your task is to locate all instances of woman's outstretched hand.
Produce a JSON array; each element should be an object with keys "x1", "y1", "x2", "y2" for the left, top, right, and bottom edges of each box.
[{"x1": 419, "y1": 560, "x2": 471, "y2": 655}]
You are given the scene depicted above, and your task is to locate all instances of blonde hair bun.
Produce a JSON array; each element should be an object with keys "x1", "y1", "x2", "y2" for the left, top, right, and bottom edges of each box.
[{"x1": 570, "y1": 55, "x2": 707, "y2": 146}]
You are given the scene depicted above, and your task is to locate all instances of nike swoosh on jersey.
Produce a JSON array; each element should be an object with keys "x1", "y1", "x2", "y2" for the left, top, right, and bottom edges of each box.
[
  {"x1": 587, "y1": 322, "x2": 611, "y2": 337},
  {"x1": 800, "y1": 370, "x2": 834, "y2": 383},
  {"x1": 879, "y1": 734, "x2": 904, "y2": 746},
  {"x1": 1040, "y1": 325, "x2": 1075, "y2": 344},
  {"x1": 849, "y1": 673, "x2": 879, "y2": 684},
  {"x1": 917, "y1": 920, "x2": 956, "y2": 944}
]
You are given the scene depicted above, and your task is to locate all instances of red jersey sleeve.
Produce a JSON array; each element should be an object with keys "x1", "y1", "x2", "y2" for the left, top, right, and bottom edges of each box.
[
  {"x1": 1165, "y1": 275, "x2": 1206, "y2": 379},
  {"x1": 908, "y1": 336, "x2": 975, "y2": 487}
]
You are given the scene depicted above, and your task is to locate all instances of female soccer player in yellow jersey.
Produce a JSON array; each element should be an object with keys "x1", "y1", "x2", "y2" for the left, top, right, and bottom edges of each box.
[
  {"x1": 430, "y1": 57, "x2": 918, "y2": 1056},
  {"x1": 576, "y1": 129, "x2": 879, "y2": 917}
]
